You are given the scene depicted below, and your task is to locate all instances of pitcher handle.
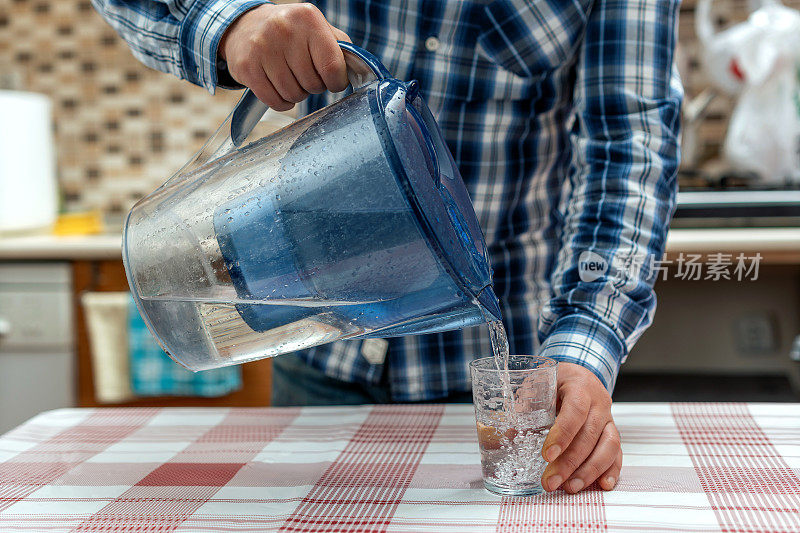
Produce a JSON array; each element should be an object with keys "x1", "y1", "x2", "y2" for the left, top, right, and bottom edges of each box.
[{"x1": 169, "y1": 42, "x2": 391, "y2": 180}]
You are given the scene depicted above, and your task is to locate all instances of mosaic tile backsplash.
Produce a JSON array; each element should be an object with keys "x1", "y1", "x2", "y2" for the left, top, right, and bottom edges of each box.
[
  {"x1": 1, "y1": 0, "x2": 258, "y2": 220},
  {"x1": 1, "y1": 0, "x2": 797, "y2": 220}
]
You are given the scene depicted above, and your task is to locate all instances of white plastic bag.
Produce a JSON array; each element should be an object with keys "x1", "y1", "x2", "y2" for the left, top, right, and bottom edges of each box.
[
  {"x1": 725, "y1": 62, "x2": 800, "y2": 184},
  {"x1": 697, "y1": 0, "x2": 800, "y2": 184}
]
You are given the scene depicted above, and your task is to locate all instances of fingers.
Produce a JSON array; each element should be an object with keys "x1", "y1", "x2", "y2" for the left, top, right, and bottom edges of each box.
[
  {"x1": 562, "y1": 422, "x2": 621, "y2": 493},
  {"x1": 542, "y1": 407, "x2": 607, "y2": 491},
  {"x1": 291, "y1": 4, "x2": 348, "y2": 93},
  {"x1": 309, "y1": 28, "x2": 349, "y2": 92},
  {"x1": 542, "y1": 389, "x2": 590, "y2": 464},
  {"x1": 599, "y1": 448, "x2": 623, "y2": 491},
  {"x1": 283, "y1": 39, "x2": 326, "y2": 94},
  {"x1": 263, "y1": 56, "x2": 308, "y2": 105},
  {"x1": 239, "y1": 66, "x2": 293, "y2": 111}
]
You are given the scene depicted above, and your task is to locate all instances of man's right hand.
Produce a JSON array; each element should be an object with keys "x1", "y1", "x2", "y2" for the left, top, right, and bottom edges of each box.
[{"x1": 219, "y1": 3, "x2": 351, "y2": 111}]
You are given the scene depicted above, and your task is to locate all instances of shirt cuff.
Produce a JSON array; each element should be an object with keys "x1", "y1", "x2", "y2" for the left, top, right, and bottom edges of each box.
[
  {"x1": 179, "y1": 0, "x2": 272, "y2": 93},
  {"x1": 537, "y1": 314, "x2": 626, "y2": 392}
]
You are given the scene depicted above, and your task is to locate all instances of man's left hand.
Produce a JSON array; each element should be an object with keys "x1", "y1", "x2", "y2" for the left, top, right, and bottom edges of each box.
[{"x1": 540, "y1": 362, "x2": 622, "y2": 493}]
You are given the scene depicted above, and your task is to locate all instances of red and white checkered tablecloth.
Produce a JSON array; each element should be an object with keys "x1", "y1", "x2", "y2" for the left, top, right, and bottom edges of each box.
[{"x1": 0, "y1": 403, "x2": 798, "y2": 532}]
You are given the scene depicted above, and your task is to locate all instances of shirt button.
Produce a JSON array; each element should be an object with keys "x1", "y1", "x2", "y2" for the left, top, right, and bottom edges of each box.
[{"x1": 424, "y1": 36, "x2": 440, "y2": 52}]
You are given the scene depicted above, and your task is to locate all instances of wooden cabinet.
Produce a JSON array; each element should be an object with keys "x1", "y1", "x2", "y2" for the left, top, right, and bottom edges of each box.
[{"x1": 73, "y1": 259, "x2": 272, "y2": 407}]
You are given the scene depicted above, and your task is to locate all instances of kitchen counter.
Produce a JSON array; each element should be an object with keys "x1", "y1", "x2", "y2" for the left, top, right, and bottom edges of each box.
[
  {"x1": 664, "y1": 227, "x2": 800, "y2": 263},
  {"x1": 1, "y1": 227, "x2": 799, "y2": 262},
  {"x1": 0, "y1": 233, "x2": 122, "y2": 260},
  {"x1": 0, "y1": 403, "x2": 797, "y2": 532}
]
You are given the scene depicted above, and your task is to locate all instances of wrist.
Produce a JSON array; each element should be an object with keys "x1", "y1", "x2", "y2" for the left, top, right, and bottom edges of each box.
[
  {"x1": 217, "y1": 3, "x2": 272, "y2": 88},
  {"x1": 537, "y1": 313, "x2": 625, "y2": 392},
  {"x1": 179, "y1": 0, "x2": 272, "y2": 92}
]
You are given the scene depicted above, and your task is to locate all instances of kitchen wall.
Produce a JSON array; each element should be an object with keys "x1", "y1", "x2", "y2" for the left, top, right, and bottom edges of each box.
[
  {"x1": 0, "y1": 0, "x2": 245, "y2": 220},
  {"x1": 2, "y1": 0, "x2": 797, "y2": 219}
]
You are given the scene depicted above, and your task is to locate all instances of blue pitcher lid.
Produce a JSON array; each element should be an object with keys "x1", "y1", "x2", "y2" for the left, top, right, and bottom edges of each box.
[{"x1": 371, "y1": 80, "x2": 501, "y2": 319}]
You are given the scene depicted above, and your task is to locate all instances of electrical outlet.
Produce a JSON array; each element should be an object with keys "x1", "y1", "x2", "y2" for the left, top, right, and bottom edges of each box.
[
  {"x1": 734, "y1": 312, "x2": 779, "y2": 355},
  {"x1": 790, "y1": 335, "x2": 800, "y2": 362}
]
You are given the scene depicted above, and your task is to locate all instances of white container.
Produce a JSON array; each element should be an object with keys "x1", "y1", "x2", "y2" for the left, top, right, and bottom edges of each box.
[{"x1": 0, "y1": 91, "x2": 58, "y2": 234}]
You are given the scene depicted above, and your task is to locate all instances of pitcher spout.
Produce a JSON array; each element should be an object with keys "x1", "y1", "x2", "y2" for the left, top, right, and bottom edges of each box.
[{"x1": 476, "y1": 286, "x2": 502, "y2": 322}]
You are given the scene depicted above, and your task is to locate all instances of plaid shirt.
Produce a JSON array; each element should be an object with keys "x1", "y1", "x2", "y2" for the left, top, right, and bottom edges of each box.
[{"x1": 94, "y1": 0, "x2": 682, "y2": 401}]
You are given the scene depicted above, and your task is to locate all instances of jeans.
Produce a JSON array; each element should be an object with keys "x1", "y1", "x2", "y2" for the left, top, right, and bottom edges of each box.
[{"x1": 271, "y1": 354, "x2": 473, "y2": 406}]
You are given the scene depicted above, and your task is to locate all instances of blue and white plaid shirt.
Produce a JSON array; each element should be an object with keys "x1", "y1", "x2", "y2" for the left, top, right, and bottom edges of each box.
[{"x1": 95, "y1": 0, "x2": 682, "y2": 401}]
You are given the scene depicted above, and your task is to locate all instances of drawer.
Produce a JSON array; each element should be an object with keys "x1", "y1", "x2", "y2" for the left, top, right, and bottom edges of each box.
[
  {"x1": 0, "y1": 262, "x2": 71, "y2": 285},
  {"x1": 0, "y1": 262, "x2": 72, "y2": 351}
]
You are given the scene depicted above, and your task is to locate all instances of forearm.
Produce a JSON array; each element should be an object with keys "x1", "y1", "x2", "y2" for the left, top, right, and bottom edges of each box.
[
  {"x1": 91, "y1": 0, "x2": 269, "y2": 92},
  {"x1": 538, "y1": 0, "x2": 683, "y2": 391}
]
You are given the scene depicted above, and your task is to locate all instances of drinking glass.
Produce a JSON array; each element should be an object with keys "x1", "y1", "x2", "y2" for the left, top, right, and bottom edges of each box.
[{"x1": 470, "y1": 355, "x2": 558, "y2": 496}]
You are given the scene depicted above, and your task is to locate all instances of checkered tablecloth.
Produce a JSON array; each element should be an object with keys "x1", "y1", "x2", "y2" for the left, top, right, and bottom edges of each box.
[{"x1": 0, "y1": 403, "x2": 798, "y2": 532}]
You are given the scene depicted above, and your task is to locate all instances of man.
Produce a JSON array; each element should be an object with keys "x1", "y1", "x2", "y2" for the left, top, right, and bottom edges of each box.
[{"x1": 94, "y1": 0, "x2": 681, "y2": 495}]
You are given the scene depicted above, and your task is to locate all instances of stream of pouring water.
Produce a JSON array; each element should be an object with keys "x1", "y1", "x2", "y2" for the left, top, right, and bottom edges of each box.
[{"x1": 486, "y1": 318, "x2": 514, "y2": 423}]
